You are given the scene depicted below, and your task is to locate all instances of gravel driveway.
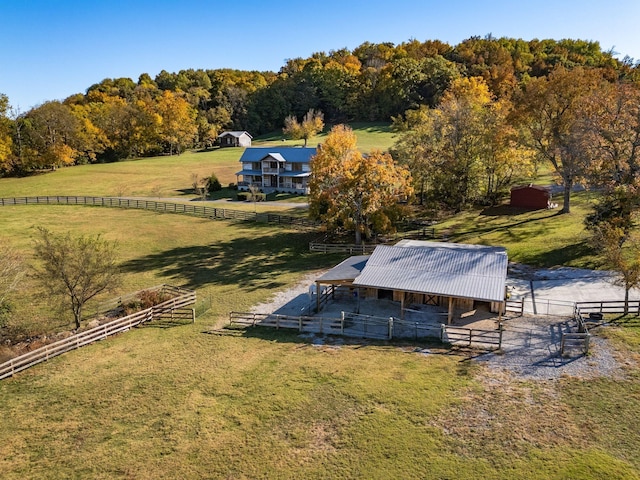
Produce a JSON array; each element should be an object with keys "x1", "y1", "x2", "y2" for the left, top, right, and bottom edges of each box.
[{"x1": 473, "y1": 316, "x2": 624, "y2": 380}]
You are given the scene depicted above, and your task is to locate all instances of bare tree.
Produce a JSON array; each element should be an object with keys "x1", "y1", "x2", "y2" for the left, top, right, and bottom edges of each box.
[
  {"x1": 32, "y1": 227, "x2": 120, "y2": 330},
  {"x1": 191, "y1": 173, "x2": 209, "y2": 201}
]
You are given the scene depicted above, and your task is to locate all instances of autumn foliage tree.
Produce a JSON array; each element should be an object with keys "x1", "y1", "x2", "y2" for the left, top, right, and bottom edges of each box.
[
  {"x1": 515, "y1": 67, "x2": 605, "y2": 213},
  {"x1": 393, "y1": 77, "x2": 533, "y2": 210},
  {"x1": 283, "y1": 109, "x2": 324, "y2": 146},
  {"x1": 310, "y1": 125, "x2": 413, "y2": 244}
]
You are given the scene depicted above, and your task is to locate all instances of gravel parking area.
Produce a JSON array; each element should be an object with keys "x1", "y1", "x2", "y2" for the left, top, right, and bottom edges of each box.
[{"x1": 474, "y1": 316, "x2": 625, "y2": 380}]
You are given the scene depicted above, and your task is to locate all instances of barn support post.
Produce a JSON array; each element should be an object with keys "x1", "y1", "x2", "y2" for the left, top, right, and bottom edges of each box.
[
  {"x1": 316, "y1": 281, "x2": 320, "y2": 313},
  {"x1": 400, "y1": 292, "x2": 405, "y2": 320},
  {"x1": 447, "y1": 297, "x2": 454, "y2": 325}
]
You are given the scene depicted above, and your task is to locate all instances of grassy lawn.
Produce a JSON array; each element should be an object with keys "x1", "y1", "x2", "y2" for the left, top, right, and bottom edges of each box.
[
  {"x1": 253, "y1": 121, "x2": 397, "y2": 153},
  {"x1": 0, "y1": 205, "x2": 335, "y2": 338},
  {"x1": 1, "y1": 322, "x2": 639, "y2": 479},
  {"x1": 433, "y1": 190, "x2": 601, "y2": 268}
]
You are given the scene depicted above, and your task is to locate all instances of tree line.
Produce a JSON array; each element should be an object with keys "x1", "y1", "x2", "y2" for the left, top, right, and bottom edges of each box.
[{"x1": 1, "y1": 36, "x2": 638, "y2": 175}]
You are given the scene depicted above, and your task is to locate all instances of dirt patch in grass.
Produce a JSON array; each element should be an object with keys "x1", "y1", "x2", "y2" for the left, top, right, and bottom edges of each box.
[{"x1": 432, "y1": 369, "x2": 588, "y2": 458}]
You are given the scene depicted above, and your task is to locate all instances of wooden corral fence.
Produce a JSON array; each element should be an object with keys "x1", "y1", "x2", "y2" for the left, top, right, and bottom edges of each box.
[
  {"x1": 560, "y1": 305, "x2": 591, "y2": 356},
  {"x1": 0, "y1": 287, "x2": 196, "y2": 380},
  {"x1": 575, "y1": 300, "x2": 640, "y2": 316},
  {"x1": 90, "y1": 284, "x2": 193, "y2": 319},
  {"x1": 266, "y1": 213, "x2": 320, "y2": 228},
  {"x1": 315, "y1": 284, "x2": 336, "y2": 312},
  {"x1": 0, "y1": 196, "x2": 316, "y2": 228},
  {"x1": 505, "y1": 297, "x2": 524, "y2": 316},
  {"x1": 309, "y1": 228, "x2": 436, "y2": 254},
  {"x1": 309, "y1": 243, "x2": 377, "y2": 254},
  {"x1": 228, "y1": 311, "x2": 502, "y2": 350}
]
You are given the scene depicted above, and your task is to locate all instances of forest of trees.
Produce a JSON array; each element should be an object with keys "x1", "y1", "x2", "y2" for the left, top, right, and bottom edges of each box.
[{"x1": 0, "y1": 35, "x2": 639, "y2": 187}]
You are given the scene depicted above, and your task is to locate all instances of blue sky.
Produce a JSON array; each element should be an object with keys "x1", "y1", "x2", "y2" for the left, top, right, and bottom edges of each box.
[{"x1": 1, "y1": 0, "x2": 639, "y2": 111}]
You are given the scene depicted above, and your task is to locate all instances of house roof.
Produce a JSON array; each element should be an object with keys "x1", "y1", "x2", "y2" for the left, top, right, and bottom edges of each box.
[
  {"x1": 239, "y1": 147, "x2": 317, "y2": 163},
  {"x1": 316, "y1": 255, "x2": 370, "y2": 283},
  {"x1": 352, "y1": 241, "x2": 508, "y2": 303},
  {"x1": 218, "y1": 131, "x2": 252, "y2": 139}
]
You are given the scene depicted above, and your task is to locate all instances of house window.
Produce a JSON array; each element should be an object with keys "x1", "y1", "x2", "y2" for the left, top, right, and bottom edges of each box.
[
  {"x1": 302, "y1": 164, "x2": 310, "y2": 172},
  {"x1": 285, "y1": 163, "x2": 292, "y2": 171}
]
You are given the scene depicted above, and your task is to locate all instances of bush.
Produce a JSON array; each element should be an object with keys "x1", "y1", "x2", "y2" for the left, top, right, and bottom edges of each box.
[
  {"x1": 122, "y1": 289, "x2": 173, "y2": 315},
  {"x1": 251, "y1": 193, "x2": 267, "y2": 202},
  {"x1": 237, "y1": 192, "x2": 249, "y2": 201},
  {"x1": 207, "y1": 173, "x2": 222, "y2": 192},
  {"x1": 228, "y1": 183, "x2": 237, "y2": 190}
]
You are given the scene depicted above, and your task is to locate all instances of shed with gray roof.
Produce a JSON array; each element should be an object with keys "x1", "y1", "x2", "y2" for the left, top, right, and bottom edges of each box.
[{"x1": 217, "y1": 131, "x2": 252, "y2": 147}]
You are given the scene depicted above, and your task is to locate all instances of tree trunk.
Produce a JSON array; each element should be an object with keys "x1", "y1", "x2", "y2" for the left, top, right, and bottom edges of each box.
[
  {"x1": 561, "y1": 178, "x2": 572, "y2": 214},
  {"x1": 73, "y1": 304, "x2": 82, "y2": 330},
  {"x1": 624, "y1": 286, "x2": 630, "y2": 315},
  {"x1": 355, "y1": 228, "x2": 362, "y2": 245}
]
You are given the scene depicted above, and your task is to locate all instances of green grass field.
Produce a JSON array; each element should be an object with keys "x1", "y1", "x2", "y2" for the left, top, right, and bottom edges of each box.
[{"x1": 1, "y1": 125, "x2": 640, "y2": 478}]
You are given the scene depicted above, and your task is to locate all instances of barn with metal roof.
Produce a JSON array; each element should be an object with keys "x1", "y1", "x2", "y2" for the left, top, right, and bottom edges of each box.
[{"x1": 315, "y1": 241, "x2": 508, "y2": 323}]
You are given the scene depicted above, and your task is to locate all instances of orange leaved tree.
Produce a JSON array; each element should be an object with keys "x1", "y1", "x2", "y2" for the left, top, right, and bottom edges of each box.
[{"x1": 309, "y1": 124, "x2": 412, "y2": 244}]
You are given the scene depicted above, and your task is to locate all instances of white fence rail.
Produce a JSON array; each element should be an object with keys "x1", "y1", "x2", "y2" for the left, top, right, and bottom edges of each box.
[{"x1": 0, "y1": 288, "x2": 196, "y2": 380}]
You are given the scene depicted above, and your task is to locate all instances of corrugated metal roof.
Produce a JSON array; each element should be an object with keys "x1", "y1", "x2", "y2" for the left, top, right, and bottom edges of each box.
[
  {"x1": 239, "y1": 147, "x2": 316, "y2": 163},
  {"x1": 316, "y1": 255, "x2": 370, "y2": 283},
  {"x1": 352, "y1": 243, "x2": 507, "y2": 302}
]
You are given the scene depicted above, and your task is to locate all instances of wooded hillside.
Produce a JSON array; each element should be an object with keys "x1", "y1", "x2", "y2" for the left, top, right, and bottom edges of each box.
[{"x1": 1, "y1": 36, "x2": 637, "y2": 175}]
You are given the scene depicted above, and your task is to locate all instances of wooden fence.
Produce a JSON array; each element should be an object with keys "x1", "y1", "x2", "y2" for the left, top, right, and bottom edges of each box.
[
  {"x1": 90, "y1": 284, "x2": 193, "y2": 319},
  {"x1": 505, "y1": 297, "x2": 524, "y2": 315},
  {"x1": 574, "y1": 300, "x2": 640, "y2": 316},
  {"x1": 560, "y1": 305, "x2": 591, "y2": 356},
  {"x1": 0, "y1": 287, "x2": 196, "y2": 380},
  {"x1": 309, "y1": 243, "x2": 377, "y2": 254},
  {"x1": 0, "y1": 196, "x2": 316, "y2": 228},
  {"x1": 228, "y1": 311, "x2": 502, "y2": 349}
]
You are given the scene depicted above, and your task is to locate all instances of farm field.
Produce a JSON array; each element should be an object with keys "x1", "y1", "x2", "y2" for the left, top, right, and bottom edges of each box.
[
  {"x1": 2, "y1": 124, "x2": 640, "y2": 478},
  {"x1": 0, "y1": 123, "x2": 397, "y2": 199}
]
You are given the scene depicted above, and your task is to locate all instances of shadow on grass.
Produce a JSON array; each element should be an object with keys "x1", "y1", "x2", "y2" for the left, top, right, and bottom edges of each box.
[
  {"x1": 120, "y1": 226, "x2": 343, "y2": 291},
  {"x1": 519, "y1": 240, "x2": 597, "y2": 268},
  {"x1": 172, "y1": 187, "x2": 237, "y2": 201},
  {"x1": 450, "y1": 209, "x2": 562, "y2": 242},
  {"x1": 480, "y1": 204, "x2": 549, "y2": 217},
  {"x1": 143, "y1": 317, "x2": 194, "y2": 329},
  {"x1": 206, "y1": 324, "x2": 448, "y2": 350}
]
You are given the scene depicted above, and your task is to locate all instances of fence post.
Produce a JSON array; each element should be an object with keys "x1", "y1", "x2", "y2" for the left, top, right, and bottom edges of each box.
[
  {"x1": 585, "y1": 334, "x2": 591, "y2": 354},
  {"x1": 341, "y1": 311, "x2": 344, "y2": 334},
  {"x1": 388, "y1": 317, "x2": 393, "y2": 340},
  {"x1": 469, "y1": 329, "x2": 473, "y2": 347},
  {"x1": 191, "y1": 308, "x2": 195, "y2": 323},
  {"x1": 319, "y1": 317, "x2": 323, "y2": 334},
  {"x1": 440, "y1": 324, "x2": 445, "y2": 342},
  {"x1": 498, "y1": 322, "x2": 503, "y2": 349}
]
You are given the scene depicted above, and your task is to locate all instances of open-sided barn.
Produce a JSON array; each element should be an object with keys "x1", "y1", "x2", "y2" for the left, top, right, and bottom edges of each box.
[{"x1": 315, "y1": 240, "x2": 508, "y2": 323}]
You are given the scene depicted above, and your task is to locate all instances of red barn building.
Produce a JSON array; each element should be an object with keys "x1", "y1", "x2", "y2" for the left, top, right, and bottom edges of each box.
[{"x1": 510, "y1": 184, "x2": 551, "y2": 209}]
